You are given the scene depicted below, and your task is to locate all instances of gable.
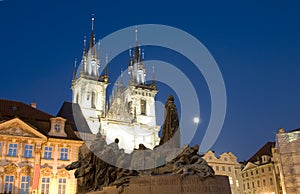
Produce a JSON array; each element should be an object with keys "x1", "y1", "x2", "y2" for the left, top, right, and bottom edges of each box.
[
  {"x1": 0, "y1": 118, "x2": 47, "y2": 139},
  {"x1": 242, "y1": 162, "x2": 258, "y2": 171}
]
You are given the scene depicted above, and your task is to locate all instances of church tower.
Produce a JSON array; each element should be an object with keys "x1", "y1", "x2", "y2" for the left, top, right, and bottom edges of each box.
[{"x1": 71, "y1": 17, "x2": 108, "y2": 134}]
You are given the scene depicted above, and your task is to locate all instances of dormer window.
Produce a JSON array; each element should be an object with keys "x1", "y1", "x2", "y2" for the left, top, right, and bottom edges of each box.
[
  {"x1": 48, "y1": 117, "x2": 67, "y2": 137},
  {"x1": 55, "y1": 124, "x2": 61, "y2": 131}
]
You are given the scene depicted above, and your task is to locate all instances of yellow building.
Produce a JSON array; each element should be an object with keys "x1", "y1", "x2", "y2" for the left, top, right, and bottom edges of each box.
[
  {"x1": 275, "y1": 128, "x2": 300, "y2": 194},
  {"x1": 0, "y1": 99, "x2": 83, "y2": 194},
  {"x1": 241, "y1": 142, "x2": 282, "y2": 194},
  {"x1": 203, "y1": 151, "x2": 243, "y2": 194}
]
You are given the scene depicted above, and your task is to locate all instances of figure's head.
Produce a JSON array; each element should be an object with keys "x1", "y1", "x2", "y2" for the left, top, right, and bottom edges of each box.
[
  {"x1": 115, "y1": 138, "x2": 119, "y2": 144},
  {"x1": 168, "y1": 95, "x2": 174, "y2": 102}
]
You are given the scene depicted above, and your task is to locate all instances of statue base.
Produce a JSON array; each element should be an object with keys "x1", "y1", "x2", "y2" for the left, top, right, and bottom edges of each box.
[{"x1": 87, "y1": 175, "x2": 231, "y2": 194}]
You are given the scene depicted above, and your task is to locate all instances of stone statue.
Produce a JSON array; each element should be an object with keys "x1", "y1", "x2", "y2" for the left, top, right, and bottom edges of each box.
[{"x1": 159, "y1": 95, "x2": 180, "y2": 147}]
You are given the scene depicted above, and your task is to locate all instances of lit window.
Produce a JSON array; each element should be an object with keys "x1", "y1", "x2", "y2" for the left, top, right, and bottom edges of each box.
[
  {"x1": 236, "y1": 180, "x2": 239, "y2": 187},
  {"x1": 229, "y1": 176, "x2": 233, "y2": 184},
  {"x1": 8, "y1": 143, "x2": 18, "y2": 157},
  {"x1": 41, "y1": 177, "x2": 50, "y2": 194},
  {"x1": 58, "y1": 178, "x2": 67, "y2": 194},
  {"x1": 24, "y1": 144, "x2": 33, "y2": 158},
  {"x1": 141, "y1": 99, "x2": 146, "y2": 115},
  {"x1": 44, "y1": 146, "x2": 52, "y2": 159},
  {"x1": 4, "y1": 175, "x2": 14, "y2": 193},
  {"x1": 20, "y1": 176, "x2": 30, "y2": 194},
  {"x1": 55, "y1": 124, "x2": 61, "y2": 131},
  {"x1": 60, "y1": 148, "x2": 68, "y2": 160}
]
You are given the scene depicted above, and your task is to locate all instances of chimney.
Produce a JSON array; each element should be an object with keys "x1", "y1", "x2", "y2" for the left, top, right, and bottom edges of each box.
[{"x1": 30, "y1": 102, "x2": 37, "y2": 109}]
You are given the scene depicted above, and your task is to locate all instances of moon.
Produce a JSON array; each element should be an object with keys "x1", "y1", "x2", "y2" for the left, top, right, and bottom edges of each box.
[{"x1": 193, "y1": 117, "x2": 200, "y2": 124}]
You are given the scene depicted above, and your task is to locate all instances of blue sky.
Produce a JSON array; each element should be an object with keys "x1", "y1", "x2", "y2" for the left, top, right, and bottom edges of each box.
[{"x1": 1, "y1": 0, "x2": 300, "y2": 161}]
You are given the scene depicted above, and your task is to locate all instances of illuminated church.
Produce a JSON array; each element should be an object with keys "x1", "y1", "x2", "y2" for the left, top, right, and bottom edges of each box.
[{"x1": 70, "y1": 17, "x2": 160, "y2": 153}]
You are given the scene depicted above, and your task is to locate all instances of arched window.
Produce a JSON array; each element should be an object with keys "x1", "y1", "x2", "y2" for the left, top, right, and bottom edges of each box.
[
  {"x1": 91, "y1": 92, "x2": 96, "y2": 108},
  {"x1": 128, "y1": 101, "x2": 132, "y2": 114},
  {"x1": 141, "y1": 99, "x2": 146, "y2": 115}
]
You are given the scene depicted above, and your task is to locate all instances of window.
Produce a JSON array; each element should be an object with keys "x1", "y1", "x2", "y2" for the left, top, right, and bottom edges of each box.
[
  {"x1": 4, "y1": 175, "x2": 14, "y2": 193},
  {"x1": 257, "y1": 180, "x2": 260, "y2": 187},
  {"x1": 8, "y1": 143, "x2": 18, "y2": 156},
  {"x1": 91, "y1": 92, "x2": 96, "y2": 108},
  {"x1": 251, "y1": 171, "x2": 253, "y2": 175},
  {"x1": 58, "y1": 178, "x2": 67, "y2": 194},
  {"x1": 229, "y1": 176, "x2": 233, "y2": 185},
  {"x1": 261, "y1": 168, "x2": 264, "y2": 173},
  {"x1": 209, "y1": 156, "x2": 212, "y2": 160},
  {"x1": 263, "y1": 179, "x2": 266, "y2": 187},
  {"x1": 44, "y1": 146, "x2": 52, "y2": 159},
  {"x1": 247, "y1": 182, "x2": 250, "y2": 189},
  {"x1": 270, "y1": 177, "x2": 273, "y2": 185},
  {"x1": 222, "y1": 166, "x2": 225, "y2": 171},
  {"x1": 228, "y1": 167, "x2": 231, "y2": 172},
  {"x1": 55, "y1": 124, "x2": 61, "y2": 131},
  {"x1": 216, "y1": 166, "x2": 219, "y2": 171},
  {"x1": 224, "y1": 157, "x2": 228, "y2": 161},
  {"x1": 128, "y1": 101, "x2": 132, "y2": 114},
  {"x1": 236, "y1": 180, "x2": 239, "y2": 187},
  {"x1": 24, "y1": 144, "x2": 33, "y2": 158},
  {"x1": 256, "y1": 169, "x2": 258, "y2": 174},
  {"x1": 140, "y1": 99, "x2": 146, "y2": 115},
  {"x1": 246, "y1": 172, "x2": 248, "y2": 177},
  {"x1": 252, "y1": 181, "x2": 255, "y2": 188},
  {"x1": 41, "y1": 177, "x2": 50, "y2": 194},
  {"x1": 269, "y1": 166, "x2": 272, "y2": 171},
  {"x1": 60, "y1": 148, "x2": 68, "y2": 160},
  {"x1": 20, "y1": 176, "x2": 30, "y2": 194}
]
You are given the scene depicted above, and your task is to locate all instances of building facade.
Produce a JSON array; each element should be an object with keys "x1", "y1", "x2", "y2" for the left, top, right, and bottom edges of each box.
[
  {"x1": 71, "y1": 18, "x2": 160, "y2": 152},
  {"x1": 0, "y1": 99, "x2": 83, "y2": 194},
  {"x1": 241, "y1": 142, "x2": 282, "y2": 194},
  {"x1": 275, "y1": 128, "x2": 300, "y2": 194},
  {"x1": 203, "y1": 151, "x2": 243, "y2": 194}
]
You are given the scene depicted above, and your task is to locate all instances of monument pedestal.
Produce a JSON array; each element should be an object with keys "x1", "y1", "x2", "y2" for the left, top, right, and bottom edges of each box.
[{"x1": 87, "y1": 175, "x2": 231, "y2": 194}]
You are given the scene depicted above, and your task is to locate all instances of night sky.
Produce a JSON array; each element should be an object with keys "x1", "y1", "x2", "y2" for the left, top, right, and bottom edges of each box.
[{"x1": 1, "y1": 0, "x2": 300, "y2": 161}]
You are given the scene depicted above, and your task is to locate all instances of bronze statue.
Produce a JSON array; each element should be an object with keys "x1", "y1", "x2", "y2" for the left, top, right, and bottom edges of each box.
[{"x1": 159, "y1": 95, "x2": 180, "y2": 147}]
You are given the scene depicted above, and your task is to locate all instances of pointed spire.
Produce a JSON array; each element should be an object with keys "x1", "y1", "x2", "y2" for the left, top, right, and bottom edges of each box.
[
  {"x1": 104, "y1": 53, "x2": 109, "y2": 83},
  {"x1": 81, "y1": 36, "x2": 87, "y2": 76},
  {"x1": 83, "y1": 36, "x2": 87, "y2": 56},
  {"x1": 134, "y1": 26, "x2": 140, "y2": 63},
  {"x1": 73, "y1": 58, "x2": 77, "y2": 81},
  {"x1": 88, "y1": 15, "x2": 95, "y2": 51},
  {"x1": 152, "y1": 64, "x2": 157, "y2": 90}
]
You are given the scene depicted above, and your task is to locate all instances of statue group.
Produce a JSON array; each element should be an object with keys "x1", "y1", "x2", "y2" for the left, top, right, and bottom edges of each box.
[{"x1": 66, "y1": 95, "x2": 215, "y2": 193}]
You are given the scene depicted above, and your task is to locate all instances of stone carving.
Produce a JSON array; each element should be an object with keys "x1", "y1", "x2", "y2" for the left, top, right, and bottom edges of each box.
[
  {"x1": 0, "y1": 126, "x2": 37, "y2": 137},
  {"x1": 66, "y1": 95, "x2": 214, "y2": 193},
  {"x1": 40, "y1": 166, "x2": 53, "y2": 177},
  {"x1": 159, "y1": 95, "x2": 180, "y2": 147}
]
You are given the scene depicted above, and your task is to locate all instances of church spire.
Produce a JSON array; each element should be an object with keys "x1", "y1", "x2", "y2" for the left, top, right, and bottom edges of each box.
[
  {"x1": 88, "y1": 16, "x2": 95, "y2": 51},
  {"x1": 104, "y1": 53, "x2": 109, "y2": 83},
  {"x1": 80, "y1": 36, "x2": 87, "y2": 76},
  {"x1": 134, "y1": 26, "x2": 140, "y2": 63}
]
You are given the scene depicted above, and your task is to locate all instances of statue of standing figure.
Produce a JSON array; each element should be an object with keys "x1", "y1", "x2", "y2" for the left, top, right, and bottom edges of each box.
[{"x1": 159, "y1": 95, "x2": 180, "y2": 147}]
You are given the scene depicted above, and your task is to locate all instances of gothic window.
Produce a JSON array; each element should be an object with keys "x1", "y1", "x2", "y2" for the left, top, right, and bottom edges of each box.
[
  {"x1": 141, "y1": 99, "x2": 146, "y2": 115},
  {"x1": 128, "y1": 101, "x2": 132, "y2": 114},
  {"x1": 91, "y1": 92, "x2": 96, "y2": 108}
]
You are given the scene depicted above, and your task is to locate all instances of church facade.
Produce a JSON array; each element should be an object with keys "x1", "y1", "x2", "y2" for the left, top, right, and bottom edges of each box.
[{"x1": 71, "y1": 18, "x2": 160, "y2": 153}]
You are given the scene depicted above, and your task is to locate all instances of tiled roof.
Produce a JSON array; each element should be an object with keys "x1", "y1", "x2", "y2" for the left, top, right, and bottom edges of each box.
[
  {"x1": 247, "y1": 141, "x2": 275, "y2": 163},
  {"x1": 0, "y1": 99, "x2": 81, "y2": 141},
  {"x1": 57, "y1": 101, "x2": 92, "y2": 133}
]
